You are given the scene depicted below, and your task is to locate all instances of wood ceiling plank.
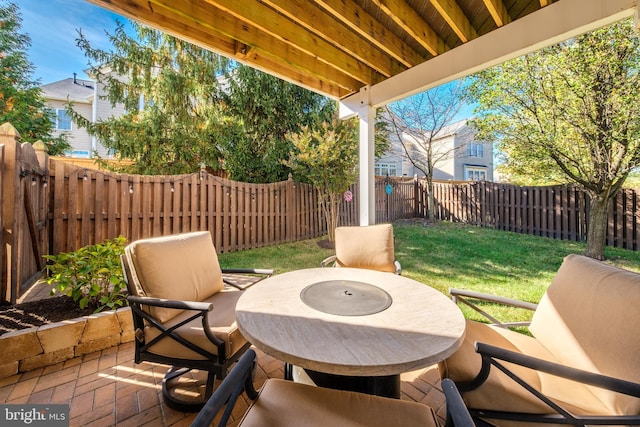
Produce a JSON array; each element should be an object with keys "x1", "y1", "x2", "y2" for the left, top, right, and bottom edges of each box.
[
  {"x1": 481, "y1": 0, "x2": 511, "y2": 27},
  {"x1": 314, "y1": 0, "x2": 425, "y2": 67},
  {"x1": 243, "y1": 49, "x2": 350, "y2": 98},
  {"x1": 202, "y1": 0, "x2": 383, "y2": 83},
  {"x1": 540, "y1": 0, "x2": 551, "y2": 6},
  {"x1": 429, "y1": 0, "x2": 478, "y2": 42},
  {"x1": 370, "y1": 0, "x2": 448, "y2": 56},
  {"x1": 263, "y1": 0, "x2": 407, "y2": 78},
  {"x1": 86, "y1": 0, "x2": 356, "y2": 97}
]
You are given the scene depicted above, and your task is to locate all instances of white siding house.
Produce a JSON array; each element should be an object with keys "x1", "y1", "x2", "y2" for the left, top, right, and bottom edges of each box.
[
  {"x1": 40, "y1": 74, "x2": 125, "y2": 158},
  {"x1": 376, "y1": 119, "x2": 493, "y2": 181}
]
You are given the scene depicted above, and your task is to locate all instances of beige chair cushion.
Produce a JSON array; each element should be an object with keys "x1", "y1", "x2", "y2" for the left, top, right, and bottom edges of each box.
[
  {"x1": 530, "y1": 254, "x2": 640, "y2": 414},
  {"x1": 125, "y1": 231, "x2": 224, "y2": 323},
  {"x1": 239, "y1": 378, "x2": 439, "y2": 427},
  {"x1": 439, "y1": 320, "x2": 610, "y2": 418},
  {"x1": 144, "y1": 289, "x2": 247, "y2": 360},
  {"x1": 334, "y1": 224, "x2": 396, "y2": 273}
]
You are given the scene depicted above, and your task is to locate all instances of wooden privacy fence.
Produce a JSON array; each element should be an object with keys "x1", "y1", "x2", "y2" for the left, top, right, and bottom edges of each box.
[
  {"x1": 425, "y1": 180, "x2": 640, "y2": 251},
  {"x1": 4, "y1": 121, "x2": 640, "y2": 303},
  {"x1": 49, "y1": 162, "x2": 325, "y2": 255},
  {"x1": 0, "y1": 124, "x2": 49, "y2": 304},
  {"x1": 49, "y1": 164, "x2": 418, "y2": 255},
  {"x1": 0, "y1": 123, "x2": 419, "y2": 303}
]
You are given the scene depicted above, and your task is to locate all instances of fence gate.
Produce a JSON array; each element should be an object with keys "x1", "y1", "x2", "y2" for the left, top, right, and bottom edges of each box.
[{"x1": 0, "y1": 123, "x2": 49, "y2": 305}]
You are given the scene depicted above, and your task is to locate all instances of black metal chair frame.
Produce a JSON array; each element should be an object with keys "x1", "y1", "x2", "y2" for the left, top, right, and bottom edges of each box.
[
  {"x1": 455, "y1": 341, "x2": 640, "y2": 426},
  {"x1": 449, "y1": 287, "x2": 640, "y2": 425},
  {"x1": 191, "y1": 349, "x2": 476, "y2": 427},
  {"x1": 449, "y1": 288, "x2": 537, "y2": 328},
  {"x1": 122, "y1": 256, "x2": 273, "y2": 411}
]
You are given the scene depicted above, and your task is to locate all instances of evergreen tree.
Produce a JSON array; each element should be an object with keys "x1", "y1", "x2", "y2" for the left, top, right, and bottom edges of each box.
[
  {"x1": 71, "y1": 22, "x2": 231, "y2": 174},
  {"x1": 221, "y1": 66, "x2": 333, "y2": 183}
]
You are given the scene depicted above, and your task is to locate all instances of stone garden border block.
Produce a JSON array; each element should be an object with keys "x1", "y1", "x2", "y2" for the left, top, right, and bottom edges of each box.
[{"x1": 0, "y1": 307, "x2": 134, "y2": 379}]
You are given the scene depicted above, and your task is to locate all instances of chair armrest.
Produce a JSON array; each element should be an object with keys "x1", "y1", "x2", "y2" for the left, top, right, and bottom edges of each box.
[
  {"x1": 127, "y1": 295, "x2": 212, "y2": 312},
  {"x1": 190, "y1": 349, "x2": 259, "y2": 427},
  {"x1": 222, "y1": 268, "x2": 274, "y2": 289},
  {"x1": 441, "y1": 378, "x2": 474, "y2": 427},
  {"x1": 450, "y1": 288, "x2": 537, "y2": 310},
  {"x1": 449, "y1": 288, "x2": 537, "y2": 328},
  {"x1": 222, "y1": 268, "x2": 274, "y2": 276},
  {"x1": 321, "y1": 255, "x2": 337, "y2": 268},
  {"x1": 473, "y1": 342, "x2": 640, "y2": 398}
]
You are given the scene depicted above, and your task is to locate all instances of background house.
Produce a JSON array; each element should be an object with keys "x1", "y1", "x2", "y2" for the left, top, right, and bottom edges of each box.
[
  {"x1": 40, "y1": 73, "x2": 124, "y2": 158},
  {"x1": 375, "y1": 119, "x2": 494, "y2": 181}
]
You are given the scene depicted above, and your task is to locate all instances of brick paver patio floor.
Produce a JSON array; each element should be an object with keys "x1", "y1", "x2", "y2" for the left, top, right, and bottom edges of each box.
[{"x1": 2, "y1": 280, "x2": 448, "y2": 426}]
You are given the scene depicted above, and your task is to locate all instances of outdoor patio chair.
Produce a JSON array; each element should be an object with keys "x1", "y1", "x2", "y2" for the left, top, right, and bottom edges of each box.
[
  {"x1": 321, "y1": 223, "x2": 401, "y2": 274},
  {"x1": 190, "y1": 348, "x2": 475, "y2": 427},
  {"x1": 439, "y1": 254, "x2": 640, "y2": 426},
  {"x1": 121, "y1": 231, "x2": 274, "y2": 412}
]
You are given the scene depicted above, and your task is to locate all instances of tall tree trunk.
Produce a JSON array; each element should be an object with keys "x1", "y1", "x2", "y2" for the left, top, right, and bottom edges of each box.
[
  {"x1": 585, "y1": 192, "x2": 609, "y2": 260},
  {"x1": 427, "y1": 177, "x2": 437, "y2": 222},
  {"x1": 321, "y1": 191, "x2": 341, "y2": 242}
]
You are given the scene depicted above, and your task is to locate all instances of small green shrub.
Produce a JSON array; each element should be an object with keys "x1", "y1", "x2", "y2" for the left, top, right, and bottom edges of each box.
[{"x1": 44, "y1": 236, "x2": 128, "y2": 313}]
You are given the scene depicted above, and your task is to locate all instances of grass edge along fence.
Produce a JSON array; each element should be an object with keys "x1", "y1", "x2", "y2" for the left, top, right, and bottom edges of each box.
[{"x1": 426, "y1": 180, "x2": 640, "y2": 251}]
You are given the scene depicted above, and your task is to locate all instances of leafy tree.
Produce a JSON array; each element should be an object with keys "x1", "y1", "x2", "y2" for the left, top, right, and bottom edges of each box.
[
  {"x1": 467, "y1": 19, "x2": 640, "y2": 260},
  {"x1": 286, "y1": 110, "x2": 390, "y2": 241},
  {"x1": 221, "y1": 66, "x2": 333, "y2": 183},
  {"x1": 286, "y1": 117, "x2": 359, "y2": 241},
  {"x1": 385, "y1": 81, "x2": 468, "y2": 222},
  {"x1": 70, "y1": 21, "x2": 232, "y2": 175},
  {"x1": 0, "y1": 1, "x2": 69, "y2": 154}
]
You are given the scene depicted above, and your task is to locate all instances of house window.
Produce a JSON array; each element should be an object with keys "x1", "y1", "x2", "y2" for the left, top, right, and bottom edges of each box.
[
  {"x1": 375, "y1": 163, "x2": 397, "y2": 177},
  {"x1": 466, "y1": 142, "x2": 483, "y2": 158},
  {"x1": 53, "y1": 109, "x2": 72, "y2": 131},
  {"x1": 464, "y1": 166, "x2": 487, "y2": 181},
  {"x1": 70, "y1": 150, "x2": 90, "y2": 158}
]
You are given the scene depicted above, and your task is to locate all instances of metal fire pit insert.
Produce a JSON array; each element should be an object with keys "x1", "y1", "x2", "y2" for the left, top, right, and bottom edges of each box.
[{"x1": 300, "y1": 280, "x2": 392, "y2": 316}]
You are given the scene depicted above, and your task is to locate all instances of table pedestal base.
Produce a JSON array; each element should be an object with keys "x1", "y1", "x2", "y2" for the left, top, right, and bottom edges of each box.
[{"x1": 303, "y1": 369, "x2": 401, "y2": 399}]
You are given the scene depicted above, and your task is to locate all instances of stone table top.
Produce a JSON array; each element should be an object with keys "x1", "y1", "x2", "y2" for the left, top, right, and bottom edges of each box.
[{"x1": 235, "y1": 268, "x2": 465, "y2": 377}]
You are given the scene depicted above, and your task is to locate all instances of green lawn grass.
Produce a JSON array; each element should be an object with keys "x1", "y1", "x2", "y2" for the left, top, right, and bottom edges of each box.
[{"x1": 218, "y1": 220, "x2": 640, "y2": 325}]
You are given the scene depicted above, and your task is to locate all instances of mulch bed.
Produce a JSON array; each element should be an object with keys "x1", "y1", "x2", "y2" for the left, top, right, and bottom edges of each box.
[{"x1": 0, "y1": 296, "x2": 94, "y2": 336}]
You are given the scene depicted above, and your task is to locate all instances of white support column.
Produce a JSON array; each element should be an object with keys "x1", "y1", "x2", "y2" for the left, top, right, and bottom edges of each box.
[{"x1": 358, "y1": 104, "x2": 375, "y2": 226}]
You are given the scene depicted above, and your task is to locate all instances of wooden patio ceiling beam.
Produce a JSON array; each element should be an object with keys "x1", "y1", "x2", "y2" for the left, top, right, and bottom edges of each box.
[
  {"x1": 261, "y1": 0, "x2": 407, "y2": 78},
  {"x1": 482, "y1": 0, "x2": 511, "y2": 27},
  {"x1": 370, "y1": 0, "x2": 448, "y2": 56},
  {"x1": 429, "y1": 0, "x2": 478, "y2": 42},
  {"x1": 314, "y1": 0, "x2": 425, "y2": 68},
  {"x1": 341, "y1": 0, "x2": 637, "y2": 113},
  {"x1": 86, "y1": 0, "x2": 355, "y2": 97},
  {"x1": 202, "y1": 0, "x2": 384, "y2": 83}
]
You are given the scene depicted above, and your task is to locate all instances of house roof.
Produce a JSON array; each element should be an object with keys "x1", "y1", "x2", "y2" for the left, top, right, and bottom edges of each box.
[
  {"x1": 40, "y1": 77, "x2": 95, "y2": 103},
  {"x1": 84, "y1": 0, "x2": 636, "y2": 110}
]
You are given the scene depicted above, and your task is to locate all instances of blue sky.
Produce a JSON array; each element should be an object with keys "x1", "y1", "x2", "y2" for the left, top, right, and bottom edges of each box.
[{"x1": 19, "y1": 0, "x2": 126, "y2": 84}]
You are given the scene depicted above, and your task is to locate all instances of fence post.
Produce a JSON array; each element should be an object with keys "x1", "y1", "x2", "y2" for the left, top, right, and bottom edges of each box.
[
  {"x1": 0, "y1": 123, "x2": 21, "y2": 303},
  {"x1": 286, "y1": 174, "x2": 295, "y2": 242}
]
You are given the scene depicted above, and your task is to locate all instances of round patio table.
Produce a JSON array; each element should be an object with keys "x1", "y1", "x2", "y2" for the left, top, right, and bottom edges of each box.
[{"x1": 235, "y1": 267, "x2": 465, "y2": 398}]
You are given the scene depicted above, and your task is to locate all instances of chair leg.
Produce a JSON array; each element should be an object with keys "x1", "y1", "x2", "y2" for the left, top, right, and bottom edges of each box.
[
  {"x1": 161, "y1": 366, "x2": 217, "y2": 412},
  {"x1": 284, "y1": 362, "x2": 293, "y2": 381}
]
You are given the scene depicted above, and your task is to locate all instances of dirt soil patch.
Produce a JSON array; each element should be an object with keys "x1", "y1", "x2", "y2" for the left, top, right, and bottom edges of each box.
[{"x1": 0, "y1": 297, "x2": 94, "y2": 336}]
